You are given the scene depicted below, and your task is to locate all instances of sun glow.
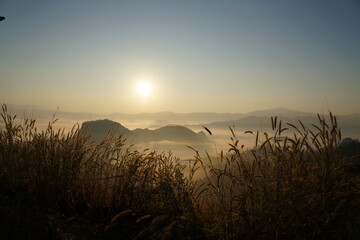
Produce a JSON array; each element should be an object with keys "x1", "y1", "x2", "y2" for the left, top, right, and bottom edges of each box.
[{"x1": 137, "y1": 81, "x2": 152, "y2": 99}]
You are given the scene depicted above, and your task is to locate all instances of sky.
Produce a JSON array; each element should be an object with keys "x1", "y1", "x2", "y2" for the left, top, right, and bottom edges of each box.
[{"x1": 0, "y1": 0, "x2": 359, "y2": 114}]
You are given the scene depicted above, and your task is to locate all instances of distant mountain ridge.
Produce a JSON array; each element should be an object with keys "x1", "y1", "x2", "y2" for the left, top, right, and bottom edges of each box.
[
  {"x1": 79, "y1": 119, "x2": 208, "y2": 143},
  {"x1": 243, "y1": 107, "x2": 315, "y2": 118},
  {"x1": 195, "y1": 113, "x2": 360, "y2": 139},
  {"x1": 3, "y1": 104, "x2": 359, "y2": 134}
]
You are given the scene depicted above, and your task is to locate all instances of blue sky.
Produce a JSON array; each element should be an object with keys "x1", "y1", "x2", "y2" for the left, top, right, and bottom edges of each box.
[{"x1": 1, "y1": 0, "x2": 359, "y2": 114}]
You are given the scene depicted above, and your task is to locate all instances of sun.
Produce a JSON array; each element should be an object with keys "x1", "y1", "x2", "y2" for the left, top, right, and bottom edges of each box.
[{"x1": 137, "y1": 81, "x2": 152, "y2": 99}]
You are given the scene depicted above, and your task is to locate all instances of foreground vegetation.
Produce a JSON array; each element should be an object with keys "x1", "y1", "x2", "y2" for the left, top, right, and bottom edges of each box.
[{"x1": 0, "y1": 104, "x2": 359, "y2": 239}]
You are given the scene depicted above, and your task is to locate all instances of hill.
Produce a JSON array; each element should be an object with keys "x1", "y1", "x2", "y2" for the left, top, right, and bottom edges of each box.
[
  {"x1": 80, "y1": 119, "x2": 208, "y2": 143},
  {"x1": 80, "y1": 119, "x2": 131, "y2": 141},
  {"x1": 243, "y1": 107, "x2": 315, "y2": 118}
]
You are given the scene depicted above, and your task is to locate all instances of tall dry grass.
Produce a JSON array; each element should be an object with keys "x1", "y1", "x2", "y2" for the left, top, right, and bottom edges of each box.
[
  {"x1": 0, "y1": 104, "x2": 200, "y2": 239},
  {"x1": 0, "y1": 104, "x2": 358, "y2": 239},
  {"x1": 195, "y1": 114, "x2": 359, "y2": 239}
]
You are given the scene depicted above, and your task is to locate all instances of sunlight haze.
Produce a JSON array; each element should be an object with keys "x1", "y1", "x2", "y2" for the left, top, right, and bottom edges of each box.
[{"x1": 0, "y1": 0, "x2": 359, "y2": 115}]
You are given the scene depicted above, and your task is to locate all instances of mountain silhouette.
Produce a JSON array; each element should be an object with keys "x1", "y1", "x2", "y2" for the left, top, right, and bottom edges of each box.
[
  {"x1": 197, "y1": 114, "x2": 360, "y2": 140},
  {"x1": 243, "y1": 107, "x2": 315, "y2": 118},
  {"x1": 80, "y1": 119, "x2": 208, "y2": 143},
  {"x1": 131, "y1": 125, "x2": 207, "y2": 143},
  {"x1": 80, "y1": 119, "x2": 131, "y2": 142}
]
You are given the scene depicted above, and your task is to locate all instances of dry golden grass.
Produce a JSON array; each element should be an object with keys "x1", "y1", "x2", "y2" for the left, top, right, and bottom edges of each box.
[
  {"x1": 0, "y1": 104, "x2": 359, "y2": 239},
  {"x1": 194, "y1": 114, "x2": 359, "y2": 239}
]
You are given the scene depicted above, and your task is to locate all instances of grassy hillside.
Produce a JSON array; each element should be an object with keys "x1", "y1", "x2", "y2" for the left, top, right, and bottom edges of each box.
[{"x1": 0, "y1": 104, "x2": 359, "y2": 239}]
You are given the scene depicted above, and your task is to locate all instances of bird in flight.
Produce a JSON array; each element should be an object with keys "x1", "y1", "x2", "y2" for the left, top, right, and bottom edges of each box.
[{"x1": 0, "y1": 16, "x2": 5, "y2": 21}]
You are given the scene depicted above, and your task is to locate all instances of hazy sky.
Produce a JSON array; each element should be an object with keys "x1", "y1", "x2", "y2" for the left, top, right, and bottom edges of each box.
[{"x1": 1, "y1": 0, "x2": 359, "y2": 114}]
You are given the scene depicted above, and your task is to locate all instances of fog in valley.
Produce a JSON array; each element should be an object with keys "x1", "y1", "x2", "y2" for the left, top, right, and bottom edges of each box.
[{"x1": 2, "y1": 105, "x2": 359, "y2": 164}]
